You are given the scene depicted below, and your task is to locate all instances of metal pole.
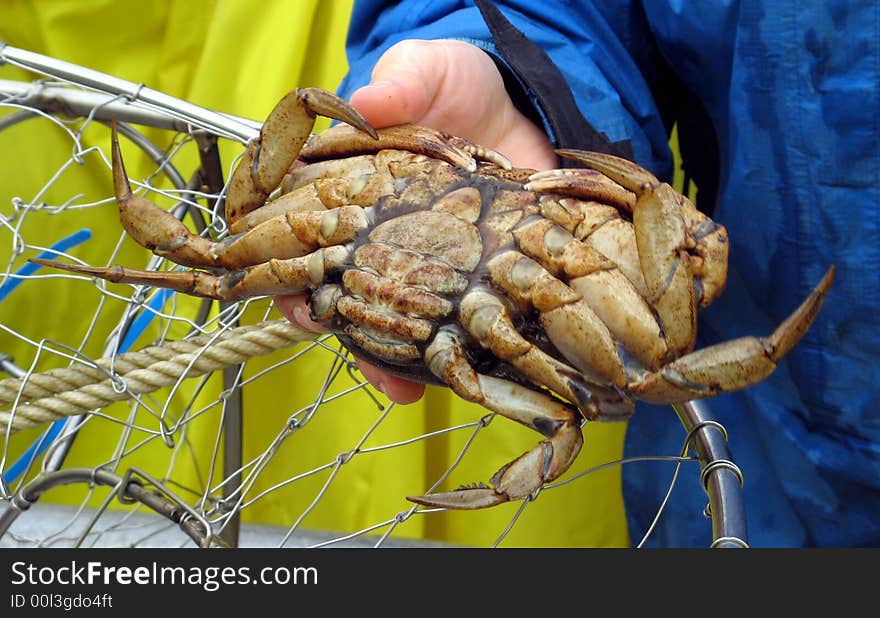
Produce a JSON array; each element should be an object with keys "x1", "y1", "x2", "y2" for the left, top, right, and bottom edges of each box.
[
  {"x1": 673, "y1": 400, "x2": 749, "y2": 548},
  {"x1": 0, "y1": 44, "x2": 261, "y2": 143}
]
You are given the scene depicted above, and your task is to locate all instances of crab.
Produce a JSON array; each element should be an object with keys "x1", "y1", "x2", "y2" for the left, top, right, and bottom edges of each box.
[{"x1": 33, "y1": 87, "x2": 835, "y2": 510}]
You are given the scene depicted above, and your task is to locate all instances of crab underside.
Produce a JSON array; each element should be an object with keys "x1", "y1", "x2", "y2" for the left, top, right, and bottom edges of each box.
[{"x1": 33, "y1": 87, "x2": 834, "y2": 510}]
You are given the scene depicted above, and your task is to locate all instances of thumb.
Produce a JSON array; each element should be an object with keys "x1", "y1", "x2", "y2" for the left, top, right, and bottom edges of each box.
[
  {"x1": 349, "y1": 39, "x2": 556, "y2": 170},
  {"x1": 348, "y1": 39, "x2": 502, "y2": 136},
  {"x1": 349, "y1": 39, "x2": 461, "y2": 129}
]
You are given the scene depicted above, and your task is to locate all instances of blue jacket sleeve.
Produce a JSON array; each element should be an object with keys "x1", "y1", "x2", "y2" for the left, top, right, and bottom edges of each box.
[{"x1": 339, "y1": 0, "x2": 674, "y2": 179}]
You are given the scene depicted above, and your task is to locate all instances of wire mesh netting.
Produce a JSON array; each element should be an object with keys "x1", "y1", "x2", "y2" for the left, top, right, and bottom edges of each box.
[{"x1": 0, "y1": 45, "x2": 747, "y2": 549}]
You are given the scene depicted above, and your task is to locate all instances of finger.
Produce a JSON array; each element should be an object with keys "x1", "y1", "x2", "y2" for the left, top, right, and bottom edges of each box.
[
  {"x1": 349, "y1": 78, "x2": 428, "y2": 129},
  {"x1": 348, "y1": 40, "x2": 440, "y2": 129},
  {"x1": 492, "y1": 113, "x2": 558, "y2": 171},
  {"x1": 356, "y1": 358, "x2": 426, "y2": 404},
  {"x1": 351, "y1": 40, "x2": 497, "y2": 136},
  {"x1": 274, "y1": 293, "x2": 327, "y2": 332},
  {"x1": 275, "y1": 294, "x2": 426, "y2": 404}
]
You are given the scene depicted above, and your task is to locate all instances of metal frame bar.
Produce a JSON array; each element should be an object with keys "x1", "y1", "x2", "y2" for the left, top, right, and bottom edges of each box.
[
  {"x1": 1, "y1": 44, "x2": 261, "y2": 142},
  {"x1": 674, "y1": 401, "x2": 748, "y2": 547}
]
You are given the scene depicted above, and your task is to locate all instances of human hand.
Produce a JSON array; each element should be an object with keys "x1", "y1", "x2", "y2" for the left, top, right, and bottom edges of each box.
[{"x1": 275, "y1": 39, "x2": 556, "y2": 403}]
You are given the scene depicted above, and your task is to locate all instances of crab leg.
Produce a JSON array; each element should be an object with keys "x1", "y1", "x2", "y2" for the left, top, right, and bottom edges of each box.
[
  {"x1": 30, "y1": 246, "x2": 350, "y2": 301},
  {"x1": 550, "y1": 151, "x2": 729, "y2": 309},
  {"x1": 554, "y1": 150, "x2": 701, "y2": 357},
  {"x1": 475, "y1": 250, "x2": 625, "y2": 389},
  {"x1": 511, "y1": 216, "x2": 668, "y2": 370},
  {"x1": 223, "y1": 123, "x2": 514, "y2": 233},
  {"x1": 110, "y1": 122, "x2": 216, "y2": 269},
  {"x1": 211, "y1": 205, "x2": 367, "y2": 267},
  {"x1": 525, "y1": 167, "x2": 637, "y2": 213},
  {"x1": 229, "y1": 148, "x2": 432, "y2": 235},
  {"x1": 299, "y1": 123, "x2": 511, "y2": 172},
  {"x1": 110, "y1": 88, "x2": 374, "y2": 268},
  {"x1": 458, "y1": 286, "x2": 633, "y2": 419},
  {"x1": 112, "y1": 135, "x2": 368, "y2": 274},
  {"x1": 229, "y1": 155, "x2": 384, "y2": 233},
  {"x1": 631, "y1": 266, "x2": 835, "y2": 403},
  {"x1": 407, "y1": 327, "x2": 583, "y2": 509}
]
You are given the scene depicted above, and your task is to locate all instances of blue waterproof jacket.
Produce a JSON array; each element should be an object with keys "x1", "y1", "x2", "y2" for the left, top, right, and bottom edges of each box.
[{"x1": 339, "y1": 0, "x2": 880, "y2": 547}]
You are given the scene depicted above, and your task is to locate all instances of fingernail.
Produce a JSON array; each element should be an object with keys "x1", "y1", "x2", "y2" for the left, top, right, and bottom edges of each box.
[
  {"x1": 373, "y1": 376, "x2": 388, "y2": 396},
  {"x1": 291, "y1": 303, "x2": 309, "y2": 324}
]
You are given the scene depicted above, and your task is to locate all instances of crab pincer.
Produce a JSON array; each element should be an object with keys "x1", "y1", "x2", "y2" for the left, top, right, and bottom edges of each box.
[{"x1": 226, "y1": 88, "x2": 378, "y2": 226}]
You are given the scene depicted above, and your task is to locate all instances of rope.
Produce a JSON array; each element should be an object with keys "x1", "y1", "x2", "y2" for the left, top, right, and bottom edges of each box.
[{"x1": 0, "y1": 319, "x2": 319, "y2": 434}]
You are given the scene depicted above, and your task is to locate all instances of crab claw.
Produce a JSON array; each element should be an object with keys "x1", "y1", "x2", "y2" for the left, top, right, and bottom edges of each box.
[
  {"x1": 110, "y1": 121, "x2": 217, "y2": 269},
  {"x1": 630, "y1": 265, "x2": 836, "y2": 403},
  {"x1": 555, "y1": 149, "x2": 660, "y2": 192},
  {"x1": 408, "y1": 420, "x2": 582, "y2": 510},
  {"x1": 226, "y1": 87, "x2": 378, "y2": 226},
  {"x1": 408, "y1": 484, "x2": 509, "y2": 510},
  {"x1": 557, "y1": 149, "x2": 703, "y2": 357}
]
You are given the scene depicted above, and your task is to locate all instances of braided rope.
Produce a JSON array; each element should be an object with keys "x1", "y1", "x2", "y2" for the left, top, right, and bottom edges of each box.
[{"x1": 0, "y1": 319, "x2": 319, "y2": 434}]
